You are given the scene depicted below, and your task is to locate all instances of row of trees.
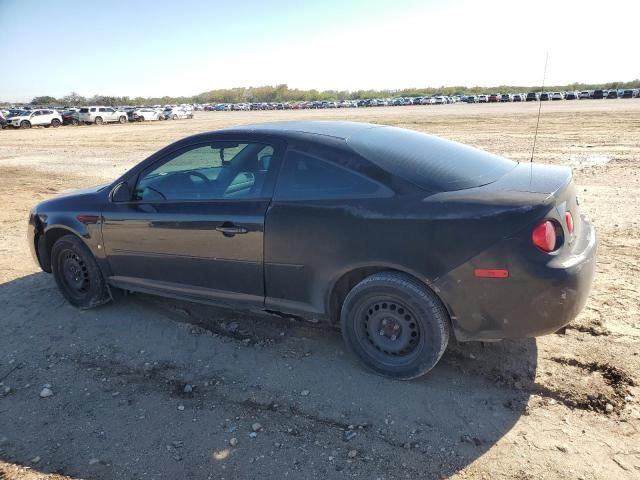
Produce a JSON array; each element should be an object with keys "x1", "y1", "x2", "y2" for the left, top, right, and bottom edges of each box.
[{"x1": 12, "y1": 80, "x2": 640, "y2": 106}]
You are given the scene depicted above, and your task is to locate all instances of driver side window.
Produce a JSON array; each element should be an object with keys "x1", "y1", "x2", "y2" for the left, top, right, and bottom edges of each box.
[{"x1": 134, "y1": 142, "x2": 275, "y2": 202}]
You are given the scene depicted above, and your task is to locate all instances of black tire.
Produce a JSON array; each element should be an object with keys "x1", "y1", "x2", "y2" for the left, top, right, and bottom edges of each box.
[
  {"x1": 119, "y1": 116, "x2": 126, "y2": 124},
  {"x1": 72, "y1": 118, "x2": 79, "y2": 126},
  {"x1": 20, "y1": 120, "x2": 31, "y2": 129},
  {"x1": 340, "y1": 272, "x2": 449, "y2": 380},
  {"x1": 138, "y1": 116, "x2": 145, "y2": 122},
  {"x1": 95, "y1": 116, "x2": 103, "y2": 125},
  {"x1": 51, "y1": 119, "x2": 61, "y2": 128},
  {"x1": 51, "y1": 235, "x2": 111, "y2": 309},
  {"x1": 172, "y1": 114, "x2": 178, "y2": 120}
]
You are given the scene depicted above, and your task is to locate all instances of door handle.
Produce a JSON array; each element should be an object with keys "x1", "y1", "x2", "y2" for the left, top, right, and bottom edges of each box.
[{"x1": 216, "y1": 223, "x2": 248, "y2": 236}]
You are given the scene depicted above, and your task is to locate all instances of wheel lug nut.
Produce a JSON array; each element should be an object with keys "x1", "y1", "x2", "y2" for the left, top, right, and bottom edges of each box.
[
  {"x1": 379, "y1": 329, "x2": 385, "y2": 336},
  {"x1": 390, "y1": 335, "x2": 397, "y2": 341}
]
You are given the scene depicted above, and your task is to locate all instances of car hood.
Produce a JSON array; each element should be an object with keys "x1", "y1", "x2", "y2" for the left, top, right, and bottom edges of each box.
[{"x1": 34, "y1": 183, "x2": 110, "y2": 212}]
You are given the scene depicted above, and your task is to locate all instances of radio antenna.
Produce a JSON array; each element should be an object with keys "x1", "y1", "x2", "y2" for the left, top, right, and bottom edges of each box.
[{"x1": 530, "y1": 52, "x2": 549, "y2": 163}]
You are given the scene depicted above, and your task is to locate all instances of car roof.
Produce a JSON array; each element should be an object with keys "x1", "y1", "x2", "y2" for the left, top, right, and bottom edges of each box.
[{"x1": 218, "y1": 121, "x2": 382, "y2": 140}]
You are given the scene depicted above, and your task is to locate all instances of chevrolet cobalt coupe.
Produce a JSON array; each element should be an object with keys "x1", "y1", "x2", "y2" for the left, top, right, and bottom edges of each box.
[{"x1": 28, "y1": 122, "x2": 597, "y2": 379}]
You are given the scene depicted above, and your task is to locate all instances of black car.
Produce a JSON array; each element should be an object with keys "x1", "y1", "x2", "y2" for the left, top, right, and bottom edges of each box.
[
  {"x1": 607, "y1": 90, "x2": 618, "y2": 99},
  {"x1": 27, "y1": 122, "x2": 597, "y2": 379},
  {"x1": 526, "y1": 92, "x2": 539, "y2": 101},
  {"x1": 540, "y1": 92, "x2": 550, "y2": 101},
  {"x1": 61, "y1": 110, "x2": 80, "y2": 125},
  {"x1": 592, "y1": 90, "x2": 605, "y2": 99}
]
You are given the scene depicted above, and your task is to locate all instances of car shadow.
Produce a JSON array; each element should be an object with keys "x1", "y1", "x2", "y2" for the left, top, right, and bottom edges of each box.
[{"x1": 0, "y1": 272, "x2": 537, "y2": 479}]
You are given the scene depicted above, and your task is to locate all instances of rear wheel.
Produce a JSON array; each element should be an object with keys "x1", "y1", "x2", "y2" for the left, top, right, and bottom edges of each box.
[
  {"x1": 51, "y1": 235, "x2": 111, "y2": 309},
  {"x1": 95, "y1": 116, "x2": 103, "y2": 125},
  {"x1": 51, "y1": 118, "x2": 61, "y2": 128},
  {"x1": 340, "y1": 272, "x2": 449, "y2": 380},
  {"x1": 172, "y1": 114, "x2": 178, "y2": 120},
  {"x1": 20, "y1": 120, "x2": 31, "y2": 129},
  {"x1": 119, "y1": 115, "x2": 126, "y2": 124},
  {"x1": 138, "y1": 116, "x2": 145, "y2": 122},
  {"x1": 72, "y1": 118, "x2": 79, "y2": 126}
]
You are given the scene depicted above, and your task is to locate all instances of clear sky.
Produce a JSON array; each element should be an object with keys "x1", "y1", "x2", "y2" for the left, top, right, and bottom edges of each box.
[{"x1": 0, "y1": 0, "x2": 638, "y2": 101}]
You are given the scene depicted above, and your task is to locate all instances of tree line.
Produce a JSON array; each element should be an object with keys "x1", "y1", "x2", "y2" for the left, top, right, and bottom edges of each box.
[{"x1": 7, "y1": 80, "x2": 640, "y2": 106}]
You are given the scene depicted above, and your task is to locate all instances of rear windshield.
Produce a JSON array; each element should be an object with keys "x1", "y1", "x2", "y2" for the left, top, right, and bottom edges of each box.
[{"x1": 348, "y1": 126, "x2": 516, "y2": 192}]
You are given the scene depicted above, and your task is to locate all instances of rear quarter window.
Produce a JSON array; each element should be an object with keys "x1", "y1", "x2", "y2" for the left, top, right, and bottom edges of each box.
[
  {"x1": 275, "y1": 149, "x2": 389, "y2": 201},
  {"x1": 348, "y1": 126, "x2": 516, "y2": 192}
]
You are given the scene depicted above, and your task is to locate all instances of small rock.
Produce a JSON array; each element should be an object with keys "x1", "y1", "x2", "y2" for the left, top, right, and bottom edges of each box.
[
  {"x1": 300, "y1": 390, "x2": 310, "y2": 396},
  {"x1": 183, "y1": 384, "x2": 193, "y2": 394},
  {"x1": 89, "y1": 458, "x2": 100, "y2": 465},
  {"x1": 469, "y1": 353, "x2": 476, "y2": 360},
  {"x1": 347, "y1": 449, "x2": 357, "y2": 458},
  {"x1": 229, "y1": 437, "x2": 238, "y2": 447},
  {"x1": 2, "y1": 386, "x2": 11, "y2": 395},
  {"x1": 177, "y1": 404, "x2": 185, "y2": 411},
  {"x1": 252, "y1": 423, "x2": 262, "y2": 432},
  {"x1": 605, "y1": 403, "x2": 614, "y2": 413},
  {"x1": 249, "y1": 432, "x2": 257, "y2": 438},
  {"x1": 172, "y1": 441, "x2": 184, "y2": 448},
  {"x1": 227, "y1": 321, "x2": 239, "y2": 332},
  {"x1": 31, "y1": 456, "x2": 41, "y2": 463},
  {"x1": 39, "y1": 387, "x2": 53, "y2": 398},
  {"x1": 343, "y1": 430, "x2": 357, "y2": 442},
  {"x1": 556, "y1": 444, "x2": 569, "y2": 453}
]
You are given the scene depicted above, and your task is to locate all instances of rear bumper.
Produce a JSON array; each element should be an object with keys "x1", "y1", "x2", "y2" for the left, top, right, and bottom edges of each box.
[{"x1": 434, "y1": 215, "x2": 597, "y2": 341}]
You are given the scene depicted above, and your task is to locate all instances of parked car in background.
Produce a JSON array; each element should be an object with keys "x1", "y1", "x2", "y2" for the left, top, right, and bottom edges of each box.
[
  {"x1": 500, "y1": 94, "x2": 512, "y2": 102},
  {"x1": 540, "y1": 92, "x2": 551, "y2": 101},
  {"x1": 526, "y1": 92, "x2": 540, "y2": 102},
  {"x1": 61, "y1": 110, "x2": 80, "y2": 125},
  {"x1": 565, "y1": 91, "x2": 578, "y2": 100},
  {"x1": 606, "y1": 90, "x2": 618, "y2": 99},
  {"x1": 78, "y1": 106, "x2": 128, "y2": 125},
  {"x1": 131, "y1": 108, "x2": 164, "y2": 121},
  {"x1": 592, "y1": 90, "x2": 605, "y2": 99},
  {"x1": 579, "y1": 91, "x2": 591, "y2": 99},
  {"x1": 488, "y1": 94, "x2": 500, "y2": 103},
  {"x1": 477, "y1": 95, "x2": 488, "y2": 103},
  {"x1": 621, "y1": 90, "x2": 635, "y2": 98},
  {"x1": 512, "y1": 93, "x2": 525, "y2": 102},
  {"x1": 163, "y1": 107, "x2": 194, "y2": 120},
  {"x1": 6, "y1": 109, "x2": 62, "y2": 129},
  {"x1": 551, "y1": 92, "x2": 564, "y2": 100},
  {"x1": 465, "y1": 95, "x2": 477, "y2": 103}
]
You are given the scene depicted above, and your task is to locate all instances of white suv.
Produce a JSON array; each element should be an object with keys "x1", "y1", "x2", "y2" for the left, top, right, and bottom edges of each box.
[
  {"x1": 78, "y1": 106, "x2": 128, "y2": 125},
  {"x1": 7, "y1": 109, "x2": 63, "y2": 129},
  {"x1": 163, "y1": 107, "x2": 194, "y2": 120}
]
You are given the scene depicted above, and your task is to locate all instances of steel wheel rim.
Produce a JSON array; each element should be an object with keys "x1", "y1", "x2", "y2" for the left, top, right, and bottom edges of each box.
[
  {"x1": 59, "y1": 249, "x2": 90, "y2": 298},
  {"x1": 354, "y1": 295, "x2": 424, "y2": 366}
]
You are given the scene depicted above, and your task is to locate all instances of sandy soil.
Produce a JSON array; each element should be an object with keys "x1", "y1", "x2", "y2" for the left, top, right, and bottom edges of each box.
[{"x1": 0, "y1": 101, "x2": 639, "y2": 479}]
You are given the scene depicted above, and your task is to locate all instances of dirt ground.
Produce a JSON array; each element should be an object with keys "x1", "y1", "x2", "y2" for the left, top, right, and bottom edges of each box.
[{"x1": 0, "y1": 101, "x2": 639, "y2": 480}]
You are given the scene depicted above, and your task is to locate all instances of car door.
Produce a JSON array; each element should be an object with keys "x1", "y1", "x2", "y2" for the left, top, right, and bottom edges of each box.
[
  {"x1": 104, "y1": 107, "x2": 116, "y2": 122},
  {"x1": 101, "y1": 137, "x2": 283, "y2": 306},
  {"x1": 30, "y1": 110, "x2": 44, "y2": 126}
]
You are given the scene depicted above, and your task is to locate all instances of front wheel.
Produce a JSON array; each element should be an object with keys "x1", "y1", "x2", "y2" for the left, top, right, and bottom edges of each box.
[
  {"x1": 51, "y1": 235, "x2": 111, "y2": 309},
  {"x1": 119, "y1": 116, "x2": 126, "y2": 124},
  {"x1": 95, "y1": 116, "x2": 103, "y2": 125},
  {"x1": 340, "y1": 272, "x2": 450, "y2": 380},
  {"x1": 51, "y1": 119, "x2": 61, "y2": 128},
  {"x1": 20, "y1": 120, "x2": 31, "y2": 129}
]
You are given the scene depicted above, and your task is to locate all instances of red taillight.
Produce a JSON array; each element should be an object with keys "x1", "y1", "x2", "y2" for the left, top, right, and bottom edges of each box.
[
  {"x1": 532, "y1": 220, "x2": 556, "y2": 252},
  {"x1": 565, "y1": 211, "x2": 574, "y2": 235}
]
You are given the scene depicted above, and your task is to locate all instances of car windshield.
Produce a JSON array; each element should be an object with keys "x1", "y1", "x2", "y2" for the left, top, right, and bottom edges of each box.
[
  {"x1": 348, "y1": 126, "x2": 516, "y2": 192},
  {"x1": 10, "y1": 110, "x2": 30, "y2": 116}
]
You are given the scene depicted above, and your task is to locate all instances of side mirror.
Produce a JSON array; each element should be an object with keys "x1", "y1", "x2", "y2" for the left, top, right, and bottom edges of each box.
[{"x1": 111, "y1": 182, "x2": 132, "y2": 202}]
